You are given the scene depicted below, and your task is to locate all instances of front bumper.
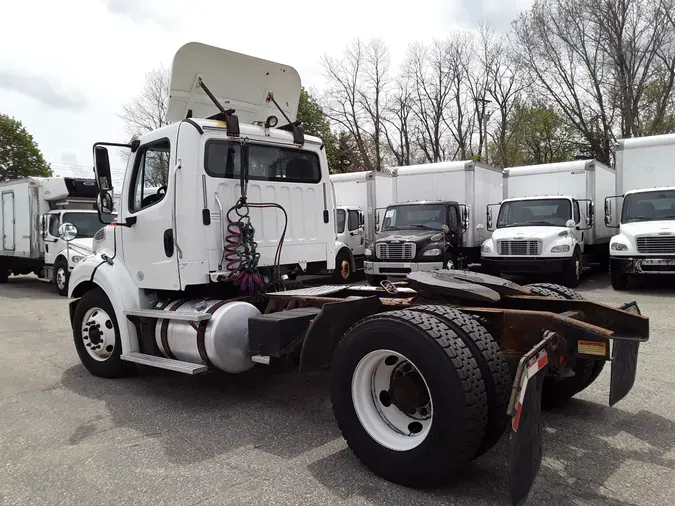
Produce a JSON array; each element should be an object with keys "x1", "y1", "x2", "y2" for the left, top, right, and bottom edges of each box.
[
  {"x1": 364, "y1": 260, "x2": 444, "y2": 277},
  {"x1": 610, "y1": 256, "x2": 675, "y2": 275},
  {"x1": 481, "y1": 257, "x2": 567, "y2": 275}
]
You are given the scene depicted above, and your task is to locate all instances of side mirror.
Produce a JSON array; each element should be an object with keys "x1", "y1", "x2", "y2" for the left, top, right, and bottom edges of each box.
[
  {"x1": 58, "y1": 223, "x2": 78, "y2": 242},
  {"x1": 588, "y1": 201, "x2": 595, "y2": 226},
  {"x1": 94, "y1": 146, "x2": 113, "y2": 192},
  {"x1": 41, "y1": 215, "x2": 48, "y2": 238},
  {"x1": 359, "y1": 212, "x2": 365, "y2": 227},
  {"x1": 486, "y1": 203, "x2": 500, "y2": 231},
  {"x1": 97, "y1": 191, "x2": 115, "y2": 215},
  {"x1": 566, "y1": 219, "x2": 576, "y2": 229},
  {"x1": 604, "y1": 196, "x2": 621, "y2": 228}
]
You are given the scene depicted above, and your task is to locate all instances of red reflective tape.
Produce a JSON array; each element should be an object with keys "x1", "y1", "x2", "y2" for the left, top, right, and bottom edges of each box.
[
  {"x1": 512, "y1": 402, "x2": 523, "y2": 431},
  {"x1": 537, "y1": 353, "x2": 548, "y2": 370}
]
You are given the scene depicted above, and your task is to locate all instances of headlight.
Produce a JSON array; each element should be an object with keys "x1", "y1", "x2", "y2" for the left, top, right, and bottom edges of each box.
[
  {"x1": 364, "y1": 248, "x2": 372, "y2": 257},
  {"x1": 550, "y1": 245, "x2": 570, "y2": 253},
  {"x1": 611, "y1": 242, "x2": 628, "y2": 251},
  {"x1": 481, "y1": 243, "x2": 492, "y2": 253},
  {"x1": 423, "y1": 248, "x2": 442, "y2": 257},
  {"x1": 71, "y1": 255, "x2": 84, "y2": 263}
]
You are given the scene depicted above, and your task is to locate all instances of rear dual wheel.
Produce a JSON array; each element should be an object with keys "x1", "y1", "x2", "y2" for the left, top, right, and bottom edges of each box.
[
  {"x1": 330, "y1": 307, "x2": 509, "y2": 488},
  {"x1": 526, "y1": 283, "x2": 605, "y2": 409}
]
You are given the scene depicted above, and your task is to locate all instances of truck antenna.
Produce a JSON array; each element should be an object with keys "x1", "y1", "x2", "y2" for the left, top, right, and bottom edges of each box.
[{"x1": 196, "y1": 77, "x2": 240, "y2": 137}]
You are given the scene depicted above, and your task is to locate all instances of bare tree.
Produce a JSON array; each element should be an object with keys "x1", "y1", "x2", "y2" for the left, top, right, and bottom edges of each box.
[
  {"x1": 321, "y1": 39, "x2": 391, "y2": 171},
  {"x1": 382, "y1": 77, "x2": 415, "y2": 166},
  {"x1": 119, "y1": 65, "x2": 170, "y2": 139},
  {"x1": 444, "y1": 33, "x2": 474, "y2": 160}
]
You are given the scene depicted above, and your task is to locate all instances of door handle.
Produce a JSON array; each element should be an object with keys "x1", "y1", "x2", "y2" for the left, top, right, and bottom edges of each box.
[{"x1": 163, "y1": 229, "x2": 174, "y2": 258}]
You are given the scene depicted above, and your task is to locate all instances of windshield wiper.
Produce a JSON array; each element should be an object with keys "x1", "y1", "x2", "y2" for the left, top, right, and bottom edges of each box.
[
  {"x1": 626, "y1": 216, "x2": 653, "y2": 222},
  {"x1": 501, "y1": 220, "x2": 558, "y2": 227},
  {"x1": 384, "y1": 226, "x2": 401, "y2": 230},
  {"x1": 406, "y1": 224, "x2": 434, "y2": 230}
]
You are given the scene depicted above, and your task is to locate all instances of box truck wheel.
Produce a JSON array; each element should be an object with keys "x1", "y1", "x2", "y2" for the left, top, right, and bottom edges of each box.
[
  {"x1": 333, "y1": 249, "x2": 355, "y2": 284},
  {"x1": 611, "y1": 270, "x2": 629, "y2": 290},
  {"x1": 562, "y1": 248, "x2": 581, "y2": 288},
  {"x1": 53, "y1": 258, "x2": 70, "y2": 296},
  {"x1": 330, "y1": 310, "x2": 487, "y2": 487},
  {"x1": 72, "y1": 288, "x2": 135, "y2": 378},
  {"x1": 0, "y1": 262, "x2": 8, "y2": 284}
]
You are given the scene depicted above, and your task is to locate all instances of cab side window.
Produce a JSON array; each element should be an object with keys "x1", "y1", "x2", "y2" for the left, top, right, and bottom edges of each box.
[
  {"x1": 48, "y1": 215, "x2": 60, "y2": 237},
  {"x1": 348, "y1": 210, "x2": 360, "y2": 232},
  {"x1": 129, "y1": 139, "x2": 171, "y2": 213}
]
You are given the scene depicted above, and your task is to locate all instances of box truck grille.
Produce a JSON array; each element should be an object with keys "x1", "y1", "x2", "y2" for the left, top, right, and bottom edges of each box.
[
  {"x1": 376, "y1": 243, "x2": 416, "y2": 260},
  {"x1": 497, "y1": 240, "x2": 542, "y2": 256},
  {"x1": 637, "y1": 236, "x2": 675, "y2": 254}
]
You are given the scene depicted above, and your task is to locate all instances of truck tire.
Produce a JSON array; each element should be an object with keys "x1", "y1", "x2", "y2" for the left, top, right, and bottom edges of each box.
[
  {"x1": 0, "y1": 263, "x2": 8, "y2": 284},
  {"x1": 526, "y1": 284, "x2": 602, "y2": 409},
  {"x1": 409, "y1": 305, "x2": 510, "y2": 458},
  {"x1": 333, "y1": 249, "x2": 355, "y2": 284},
  {"x1": 330, "y1": 310, "x2": 488, "y2": 487},
  {"x1": 53, "y1": 258, "x2": 70, "y2": 297},
  {"x1": 611, "y1": 269, "x2": 629, "y2": 290},
  {"x1": 366, "y1": 274, "x2": 385, "y2": 286},
  {"x1": 525, "y1": 282, "x2": 585, "y2": 300},
  {"x1": 72, "y1": 288, "x2": 135, "y2": 378},
  {"x1": 561, "y1": 248, "x2": 582, "y2": 288}
]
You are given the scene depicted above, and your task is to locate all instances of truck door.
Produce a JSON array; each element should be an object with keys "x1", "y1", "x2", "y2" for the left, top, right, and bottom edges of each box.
[
  {"x1": 572, "y1": 200, "x2": 585, "y2": 252},
  {"x1": 346, "y1": 208, "x2": 365, "y2": 255},
  {"x1": 120, "y1": 134, "x2": 180, "y2": 290},
  {"x1": 1, "y1": 191, "x2": 15, "y2": 251},
  {"x1": 43, "y1": 213, "x2": 61, "y2": 264}
]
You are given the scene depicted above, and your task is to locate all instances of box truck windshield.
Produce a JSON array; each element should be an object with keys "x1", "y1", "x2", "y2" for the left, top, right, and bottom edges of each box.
[
  {"x1": 62, "y1": 212, "x2": 108, "y2": 238},
  {"x1": 498, "y1": 198, "x2": 572, "y2": 228},
  {"x1": 622, "y1": 190, "x2": 675, "y2": 223},
  {"x1": 383, "y1": 204, "x2": 448, "y2": 231}
]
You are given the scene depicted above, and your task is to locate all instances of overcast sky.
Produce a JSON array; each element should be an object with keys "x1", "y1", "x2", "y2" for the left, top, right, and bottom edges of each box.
[{"x1": 1, "y1": 0, "x2": 533, "y2": 185}]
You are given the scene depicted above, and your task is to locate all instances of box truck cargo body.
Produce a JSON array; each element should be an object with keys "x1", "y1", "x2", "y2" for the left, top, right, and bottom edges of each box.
[
  {"x1": 361, "y1": 161, "x2": 502, "y2": 284},
  {"x1": 605, "y1": 133, "x2": 675, "y2": 289},
  {"x1": 481, "y1": 160, "x2": 615, "y2": 287},
  {"x1": 0, "y1": 177, "x2": 104, "y2": 294}
]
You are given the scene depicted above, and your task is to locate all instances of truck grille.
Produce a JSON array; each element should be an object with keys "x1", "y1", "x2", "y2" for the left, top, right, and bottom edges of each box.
[
  {"x1": 376, "y1": 242, "x2": 416, "y2": 260},
  {"x1": 497, "y1": 240, "x2": 542, "y2": 256},
  {"x1": 637, "y1": 236, "x2": 675, "y2": 254}
]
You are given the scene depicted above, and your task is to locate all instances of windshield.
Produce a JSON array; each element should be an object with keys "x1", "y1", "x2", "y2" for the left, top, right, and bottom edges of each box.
[
  {"x1": 381, "y1": 204, "x2": 447, "y2": 231},
  {"x1": 497, "y1": 198, "x2": 572, "y2": 228},
  {"x1": 622, "y1": 190, "x2": 675, "y2": 224},
  {"x1": 63, "y1": 213, "x2": 115, "y2": 239}
]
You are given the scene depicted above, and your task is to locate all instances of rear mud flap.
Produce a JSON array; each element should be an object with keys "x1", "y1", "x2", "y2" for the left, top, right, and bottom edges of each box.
[
  {"x1": 507, "y1": 346, "x2": 549, "y2": 506},
  {"x1": 610, "y1": 301, "x2": 642, "y2": 407}
]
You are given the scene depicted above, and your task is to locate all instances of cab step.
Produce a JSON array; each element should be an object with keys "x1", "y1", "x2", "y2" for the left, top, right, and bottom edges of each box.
[
  {"x1": 120, "y1": 352, "x2": 208, "y2": 374},
  {"x1": 123, "y1": 308, "x2": 212, "y2": 321}
]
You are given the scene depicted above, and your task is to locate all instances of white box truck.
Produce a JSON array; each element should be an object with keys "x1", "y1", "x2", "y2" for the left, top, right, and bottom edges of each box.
[
  {"x1": 330, "y1": 171, "x2": 394, "y2": 282},
  {"x1": 0, "y1": 176, "x2": 107, "y2": 295},
  {"x1": 605, "y1": 133, "x2": 675, "y2": 290},
  {"x1": 362, "y1": 160, "x2": 502, "y2": 285},
  {"x1": 480, "y1": 160, "x2": 615, "y2": 287}
]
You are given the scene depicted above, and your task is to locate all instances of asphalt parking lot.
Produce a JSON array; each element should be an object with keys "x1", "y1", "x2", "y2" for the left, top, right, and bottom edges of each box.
[{"x1": 1, "y1": 274, "x2": 675, "y2": 506}]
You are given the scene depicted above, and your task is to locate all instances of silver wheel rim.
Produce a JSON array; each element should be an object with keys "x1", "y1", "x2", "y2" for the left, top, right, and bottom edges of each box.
[
  {"x1": 575, "y1": 258, "x2": 581, "y2": 279},
  {"x1": 81, "y1": 307, "x2": 115, "y2": 361},
  {"x1": 351, "y1": 349, "x2": 433, "y2": 451},
  {"x1": 56, "y1": 268, "x2": 67, "y2": 290}
]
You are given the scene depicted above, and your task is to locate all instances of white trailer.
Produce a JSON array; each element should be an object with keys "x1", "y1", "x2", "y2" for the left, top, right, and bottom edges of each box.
[
  {"x1": 329, "y1": 171, "x2": 394, "y2": 282},
  {"x1": 481, "y1": 160, "x2": 615, "y2": 287},
  {"x1": 0, "y1": 177, "x2": 106, "y2": 294},
  {"x1": 605, "y1": 133, "x2": 675, "y2": 289}
]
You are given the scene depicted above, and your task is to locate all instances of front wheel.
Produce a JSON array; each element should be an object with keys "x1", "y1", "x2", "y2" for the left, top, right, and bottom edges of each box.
[
  {"x1": 561, "y1": 249, "x2": 581, "y2": 288},
  {"x1": 333, "y1": 250, "x2": 355, "y2": 284},
  {"x1": 611, "y1": 269, "x2": 629, "y2": 290},
  {"x1": 72, "y1": 288, "x2": 134, "y2": 378},
  {"x1": 53, "y1": 258, "x2": 70, "y2": 296},
  {"x1": 331, "y1": 310, "x2": 488, "y2": 487}
]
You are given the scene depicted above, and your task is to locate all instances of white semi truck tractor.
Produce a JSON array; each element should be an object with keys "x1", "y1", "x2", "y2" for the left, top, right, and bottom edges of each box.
[
  {"x1": 605, "y1": 133, "x2": 675, "y2": 290},
  {"x1": 65, "y1": 42, "x2": 650, "y2": 506}
]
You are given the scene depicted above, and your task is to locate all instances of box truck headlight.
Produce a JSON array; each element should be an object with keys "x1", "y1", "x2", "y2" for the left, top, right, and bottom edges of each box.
[
  {"x1": 481, "y1": 243, "x2": 492, "y2": 253},
  {"x1": 365, "y1": 248, "x2": 373, "y2": 257},
  {"x1": 423, "y1": 248, "x2": 442, "y2": 257},
  {"x1": 550, "y1": 245, "x2": 570, "y2": 253},
  {"x1": 611, "y1": 242, "x2": 628, "y2": 251},
  {"x1": 71, "y1": 255, "x2": 84, "y2": 263}
]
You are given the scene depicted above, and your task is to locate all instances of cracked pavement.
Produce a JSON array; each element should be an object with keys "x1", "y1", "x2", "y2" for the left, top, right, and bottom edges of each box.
[{"x1": 1, "y1": 274, "x2": 675, "y2": 506}]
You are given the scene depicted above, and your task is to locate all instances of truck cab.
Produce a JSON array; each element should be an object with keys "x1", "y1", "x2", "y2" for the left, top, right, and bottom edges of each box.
[
  {"x1": 481, "y1": 195, "x2": 593, "y2": 287},
  {"x1": 363, "y1": 200, "x2": 463, "y2": 285},
  {"x1": 605, "y1": 186, "x2": 675, "y2": 289}
]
